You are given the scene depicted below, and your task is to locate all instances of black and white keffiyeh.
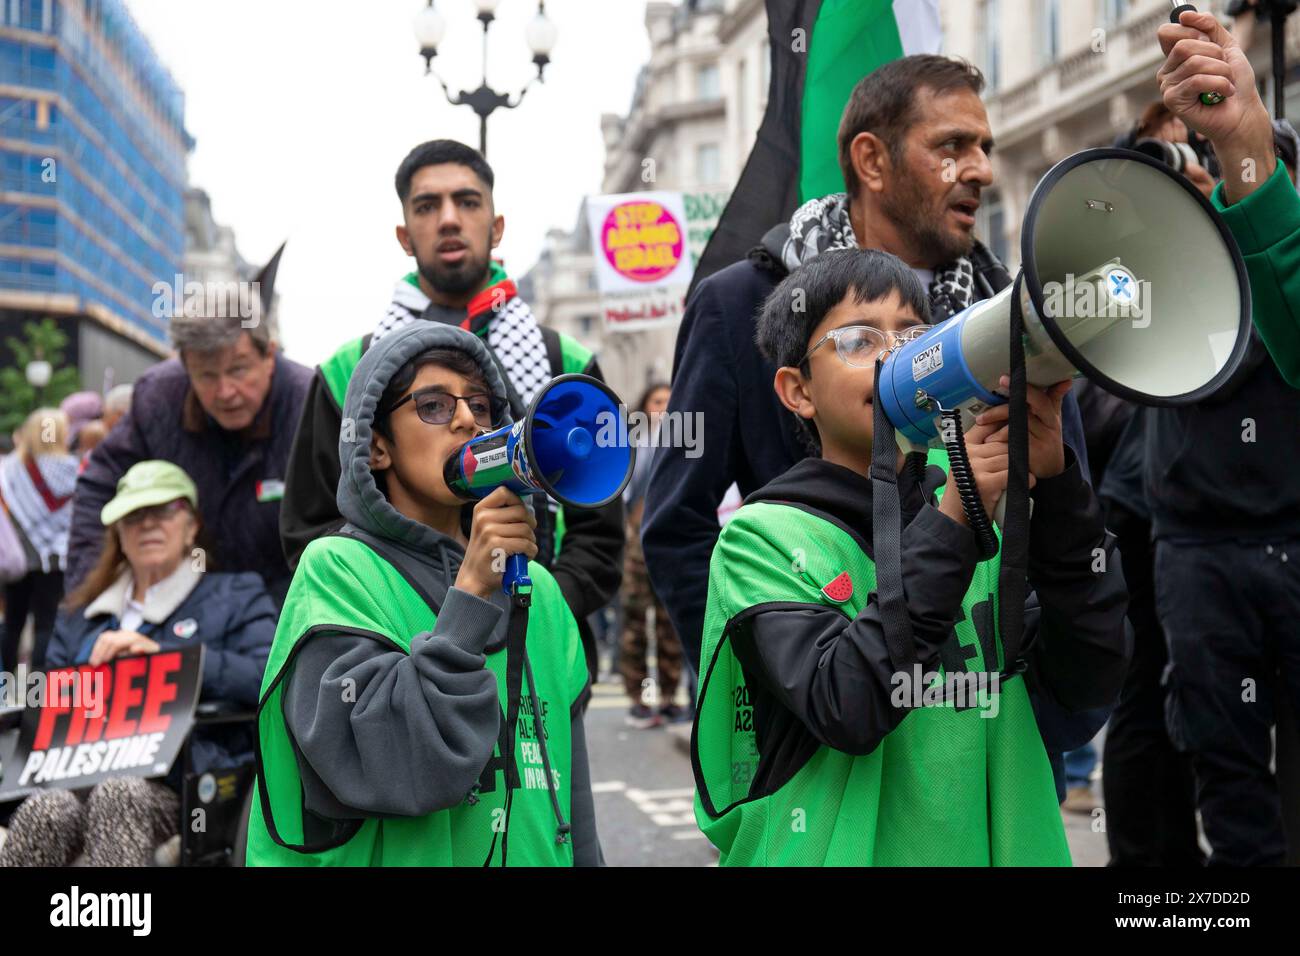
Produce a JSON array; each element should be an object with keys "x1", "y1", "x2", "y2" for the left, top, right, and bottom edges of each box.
[
  {"x1": 0, "y1": 452, "x2": 77, "y2": 573},
  {"x1": 485, "y1": 297, "x2": 551, "y2": 408},
  {"x1": 373, "y1": 277, "x2": 430, "y2": 344},
  {"x1": 779, "y1": 192, "x2": 979, "y2": 322},
  {"x1": 372, "y1": 276, "x2": 553, "y2": 408}
]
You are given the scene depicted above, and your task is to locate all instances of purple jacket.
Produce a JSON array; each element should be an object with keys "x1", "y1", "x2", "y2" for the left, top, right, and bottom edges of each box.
[{"x1": 66, "y1": 352, "x2": 313, "y2": 607}]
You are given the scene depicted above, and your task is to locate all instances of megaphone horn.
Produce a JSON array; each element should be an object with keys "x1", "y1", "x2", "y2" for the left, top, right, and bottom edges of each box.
[
  {"x1": 445, "y1": 373, "x2": 635, "y2": 594},
  {"x1": 878, "y1": 147, "x2": 1252, "y2": 546}
]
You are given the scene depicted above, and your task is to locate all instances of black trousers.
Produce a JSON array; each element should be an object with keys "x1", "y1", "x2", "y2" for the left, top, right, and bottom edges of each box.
[
  {"x1": 0, "y1": 568, "x2": 64, "y2": 672},
  {"x1": 1155, "y1": 536, "x2": 1300, "y2": 867},
  {"x1": 1101, "y1": 504, "x2": 1204, "y2": 866}
]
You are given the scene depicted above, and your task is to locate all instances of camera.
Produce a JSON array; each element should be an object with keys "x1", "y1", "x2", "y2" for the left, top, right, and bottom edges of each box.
[{"x1": 1130, "y1": 137, "x2": 1204, "y2": 173}]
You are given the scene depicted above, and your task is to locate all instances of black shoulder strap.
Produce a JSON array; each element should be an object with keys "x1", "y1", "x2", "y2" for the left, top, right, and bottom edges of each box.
[
  {"x1": 540, "y1": 325, "x2": 564, "y2": 378},
  {"x1": 996, "y1": 273, "x2": 1031, "y2": 674},
  {"x1": 329, "y1": 526, "x2": 446, "y2": 616},
  {"x1": 869, "y1": 362, "x2": 919, "y2": 674}
]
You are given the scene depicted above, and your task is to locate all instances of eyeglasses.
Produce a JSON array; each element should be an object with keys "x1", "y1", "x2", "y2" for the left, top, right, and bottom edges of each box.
[
  {"x1": 799, "y1": 324, "x2": 933, "y2": 369},
  {"x1": 384, "y1": 387, "x2": 501, "y2": 428},
  {"x1": 121, "y1": 499, "x2": 189, "y2": 527}
]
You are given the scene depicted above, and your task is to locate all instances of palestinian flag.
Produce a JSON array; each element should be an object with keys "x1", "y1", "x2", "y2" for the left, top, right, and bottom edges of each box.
[{"x1": 691, "y1": 0, "x2": 941, "y2": 293}]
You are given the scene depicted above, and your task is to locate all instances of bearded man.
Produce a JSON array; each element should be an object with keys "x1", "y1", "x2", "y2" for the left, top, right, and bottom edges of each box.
[
  {"x1": 644, "y1": 53, "x2": 1093, "y2": 674},
  {"x1": 280, "y1": 140, "x2": 622, "y2": 682}
]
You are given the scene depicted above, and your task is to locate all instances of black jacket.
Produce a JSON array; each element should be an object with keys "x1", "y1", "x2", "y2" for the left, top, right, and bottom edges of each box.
[
  {"x1": 642, "y1": 234, "x2": 1093, "y2": 671},
  {"x1": 1144, "y1": 330, "x2": 1300, "y2": 541},
  {"x1": 67, "y1": 353, "x2": 313, "y2": 608},
  {"x1": 729, "y1": 454, "x2": 1130, "y2": 789},
  {"x1": 278, "y1": 329, "x2": 624, "y2": 682}
]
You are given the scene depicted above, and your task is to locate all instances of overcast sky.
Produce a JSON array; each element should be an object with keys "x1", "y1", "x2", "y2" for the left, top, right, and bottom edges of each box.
[{"x1": 125, "y1": 0, "x2": 654, "y2": 366}]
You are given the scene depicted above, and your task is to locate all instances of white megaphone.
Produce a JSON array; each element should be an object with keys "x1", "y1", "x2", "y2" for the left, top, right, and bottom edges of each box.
[{"x1": 877, "y1": 147, "x2": 1252, "y2": 547}]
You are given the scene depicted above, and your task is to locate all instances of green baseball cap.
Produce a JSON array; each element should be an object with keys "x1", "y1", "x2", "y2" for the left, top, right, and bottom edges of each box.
[{"x1": 101, "y1": 460, "x2": 199, "y2": 527}]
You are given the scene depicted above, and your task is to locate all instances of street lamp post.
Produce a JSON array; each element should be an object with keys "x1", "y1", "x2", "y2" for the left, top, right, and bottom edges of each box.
[
  {"x1": 25, "y1": 356, "x2": 51, "y2": 411},
  {"x1": 412, "y1": 0, "x2": 558, "y2": 158},
  {"x1": 1226, "y1": 0, "x2": 1298, "y2": 119}
]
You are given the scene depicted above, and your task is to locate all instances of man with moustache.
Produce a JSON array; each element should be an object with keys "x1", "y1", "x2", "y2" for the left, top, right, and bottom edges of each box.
[
  {"x1": 280, "y1": 140, "x2": 621, "y2": 681},
  {"x1": 644, "y1": 56, "x2": 1092, "y2": 676}
]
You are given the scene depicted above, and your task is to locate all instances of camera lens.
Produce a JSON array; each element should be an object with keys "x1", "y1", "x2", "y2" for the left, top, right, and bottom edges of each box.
[{"x1": 1132, "y1": 138, "x2": 1185, "y2": 171}]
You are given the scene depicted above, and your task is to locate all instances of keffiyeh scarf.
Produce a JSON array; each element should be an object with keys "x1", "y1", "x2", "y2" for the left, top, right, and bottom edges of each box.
[
  {"x1": 373, "y1": 271, "x2": 552, "y2": 408},
  {"x1": 779, "y1": 192, "x2": 979, "y2": 322},
  {"x1": 0, "y1": 451, "x2": 78, "y2": 573}
]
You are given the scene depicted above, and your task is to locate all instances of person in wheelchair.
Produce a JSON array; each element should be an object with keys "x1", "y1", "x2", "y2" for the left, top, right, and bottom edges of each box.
[{"x1": 0, "y1": 460, "x2": 275, "y2": 867}]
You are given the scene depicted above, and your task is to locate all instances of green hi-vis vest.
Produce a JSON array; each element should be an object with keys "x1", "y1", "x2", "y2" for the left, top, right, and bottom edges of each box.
[
  {"x1": 693, "y1": 452, "x2": 1071, "y2": 866},
  {"x1": 246, "y1": 534, "x2": 588, "y2": 866}
]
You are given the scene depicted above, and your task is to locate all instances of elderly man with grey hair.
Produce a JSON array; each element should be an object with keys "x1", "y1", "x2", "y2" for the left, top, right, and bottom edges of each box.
[
  {"x1": 101, "y1": 383, "x2": 134, "y2": 432},
  {"x1": 67, "y1": 259, "x2": 311, "y2": 608}
]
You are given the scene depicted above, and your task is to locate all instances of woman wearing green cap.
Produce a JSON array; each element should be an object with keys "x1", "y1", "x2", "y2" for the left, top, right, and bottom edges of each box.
[{"x1": 0, "y1": 460, "x2": 276, "y2": 867}]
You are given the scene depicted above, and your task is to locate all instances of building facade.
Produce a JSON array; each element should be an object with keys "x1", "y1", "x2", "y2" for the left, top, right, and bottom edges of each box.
[
  {"x1": 523, "y1": 0, "x2": 768, "y2": 407},
  {"x1": 527, "y1": 0, "x2": 1300, "y2": 406},
  {"x1": 0, "y1": 0, "x2": 191, "y2": 392},
  {"x1": 183, "y1": 186, "x2": 280, "y2": 348},
  {"x1": 945, "y1": 0, "x2": 1300, "y2": 270}
]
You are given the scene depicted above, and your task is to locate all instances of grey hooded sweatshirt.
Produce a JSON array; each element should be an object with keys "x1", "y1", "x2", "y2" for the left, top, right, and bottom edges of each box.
[{"x1": 280, "y1": 321, "x2": 601, "y2": 864}]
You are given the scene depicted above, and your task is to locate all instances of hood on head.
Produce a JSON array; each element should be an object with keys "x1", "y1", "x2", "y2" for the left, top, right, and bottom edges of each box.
[{"x1": 337, "y1": 322, "x2": 510, "y2": 552}]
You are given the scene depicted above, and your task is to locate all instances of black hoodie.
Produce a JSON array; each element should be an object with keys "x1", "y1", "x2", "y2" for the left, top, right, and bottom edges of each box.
[
  {"x1": 727, "y1": 451, "x2": 1130, "y2": 793},
  {"x1": 641, "y1": 228, "x2": 1095, "y2": 674}
]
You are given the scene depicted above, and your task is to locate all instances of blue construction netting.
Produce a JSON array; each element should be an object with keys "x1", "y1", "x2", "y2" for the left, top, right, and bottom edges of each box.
[{"x1": 0, "y1": 0, "x2": 189, "y2": 345}]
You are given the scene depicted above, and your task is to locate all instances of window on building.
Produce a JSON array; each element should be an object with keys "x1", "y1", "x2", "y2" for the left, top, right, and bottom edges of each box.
[
  {"x1": 579, "y1": 315, "x2": 595, "y2": 336},
  {"x1": 737, "y1": 59, "x2": 748, "y2": 143},
  {"x1": 1039, "y1": 0, "x2": 1060, "y2": 65},
  {"x1": 1102, "y1": 0, "x2": 1130, "y2": 27},
  {"x1": 978, "y1": 192, "x2": 1008, "y2": 270},
  {"x1": 697, "y1": 62, "x2": 721, "y2": 100},
  {"x1": 978, "y1": 0, "x2": 1001, "y2": 91},
  {"x1": 696, "y1": 143, "x2": 721, "y2": 185}
]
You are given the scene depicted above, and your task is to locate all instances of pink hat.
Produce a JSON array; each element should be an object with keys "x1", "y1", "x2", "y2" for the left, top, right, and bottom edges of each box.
[{"x1": 60, "y1": 391, "x2": 103, "y2": 449}]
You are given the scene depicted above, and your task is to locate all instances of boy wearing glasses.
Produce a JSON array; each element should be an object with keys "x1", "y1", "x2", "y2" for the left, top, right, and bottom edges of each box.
[
  {"x1": 246, "y1": 323, "x2": 599, "y2": 866},
  {"x1": 691, "y1": 249, "x2": 1129, "y2": 865}
]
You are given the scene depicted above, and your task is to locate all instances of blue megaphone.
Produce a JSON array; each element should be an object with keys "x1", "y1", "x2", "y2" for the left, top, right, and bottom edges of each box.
[{"x1": 444, "y1": 374, "x2": 635, "y2": 594}]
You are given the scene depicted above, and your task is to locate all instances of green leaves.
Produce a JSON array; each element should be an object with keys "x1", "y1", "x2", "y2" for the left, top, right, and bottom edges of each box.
[{"x1": 0, "y1": 317, "x2": 82, "y2": 434}]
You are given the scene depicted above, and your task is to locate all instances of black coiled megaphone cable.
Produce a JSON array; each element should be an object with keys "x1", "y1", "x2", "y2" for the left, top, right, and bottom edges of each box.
[{"x1": 937, "y1": 407, "x2": 1000, "y2": 560}]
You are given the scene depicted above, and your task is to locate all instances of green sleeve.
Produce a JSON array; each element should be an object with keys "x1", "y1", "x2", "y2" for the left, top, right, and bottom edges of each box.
[
  {"x1": 558, "y1": 333, "x2": 594, "y2": 375},
  {"x1": 1212, "y1": 163, "x2": 1300, "y2": 388},
  {"x1": 319, "y1": 337, "x2": 366, "y2": 411}
]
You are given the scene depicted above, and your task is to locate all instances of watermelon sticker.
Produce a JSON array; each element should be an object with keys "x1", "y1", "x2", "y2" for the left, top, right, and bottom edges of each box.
[{"x1": 821, "y1": 571, "x2": 853, "y2": 604}]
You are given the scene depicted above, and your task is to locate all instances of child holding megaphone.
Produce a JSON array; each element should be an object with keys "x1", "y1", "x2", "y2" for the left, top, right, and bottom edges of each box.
[
  {"x1": 245, "y1": 323, "x2": 599, "y2": 866},
  {"x1": 691, "y1": 248, "x2": 1130, "y2": 865}
]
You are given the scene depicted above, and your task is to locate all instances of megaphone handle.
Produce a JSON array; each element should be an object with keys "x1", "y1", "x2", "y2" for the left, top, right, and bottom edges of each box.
[
  {"x1": 501, "y1": 496, "x2": 537, "y2": 596},
  {"x1": 502, "y1": 553, "x2": 532, "y2": 595}
]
